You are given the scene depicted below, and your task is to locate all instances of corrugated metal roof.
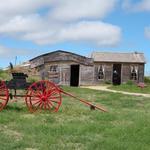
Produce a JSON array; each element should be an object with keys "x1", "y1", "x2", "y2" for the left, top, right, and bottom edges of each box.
[{"x1": 91, "y1": 52, "x2": 146, "y2": 63}]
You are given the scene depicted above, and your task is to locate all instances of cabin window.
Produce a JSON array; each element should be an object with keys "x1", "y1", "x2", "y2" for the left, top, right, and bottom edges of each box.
[
  {"x1": 130, "y1": 66, "x2": 138, "y2": 80},
  {"x1": 98, "y1": 65, "x2": 104, "y2": 80},
  {"x1": 50, "y1": 65, "x2": 58, "y2": 72}
]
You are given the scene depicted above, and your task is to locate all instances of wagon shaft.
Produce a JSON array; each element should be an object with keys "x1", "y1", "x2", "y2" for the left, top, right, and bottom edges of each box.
[{"x1": 61, "y1": 90, "x2": 107, "y2": 112}]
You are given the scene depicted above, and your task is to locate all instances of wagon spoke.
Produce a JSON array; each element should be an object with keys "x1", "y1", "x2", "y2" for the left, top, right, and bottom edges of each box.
[
  {"x1": 46, "y1": 82, "x2": 54, "y2": 90},
  {"x1": 32, "y1": 100, "x2": 41, "y2": 106},
  {"x1": 29, "y1": 97, "x2": 39, "y2": 101},
  {"x1": 34, "y1": 83, "x2": 41, "y2": 91},
  {"x1": 0, "y1": 97, "x2": 7, "y2": 101},
  {"x1": 47, "y1": 89, "x2": 58, "y2": 97},
  {"x1": 49, "y1": 99, "x2": 60, "y2": 104},
  {"x1": 40, "y1": 82, "x2": 44, "y2": 90},
  {"x1": 33, "y1": 102, "x2": 43, "y2": 112},
  {"x1": 45, "y1": 102, "x2": 52, "y2": 112},
  {"x1": 29, "y1": 98, "x2": 39, "y2": 101},
  {"x1": 30, "y1": 89, "x2": 41, "y2": 97},
  {"x1": 0, "y1": 86, "x2": 5, "y2": 89},
  {"x1": 31, "y1": 86, "x2": 42, "y2": 96},
  {"x1": 48, "y1": 101, "x2": 57, "y2": 109},
  {"x1": 44, "y1": 102, "x2": 47, "y2": 110},
  {"x1": 0, "y1": 89, "x2": 7, "y2": 92},
  {"x1": 39, "y1": 102, "x2": 43, "y2": 110},
  {"x1": 0, "y1": 81, "x2": 9, "y2": 111}
]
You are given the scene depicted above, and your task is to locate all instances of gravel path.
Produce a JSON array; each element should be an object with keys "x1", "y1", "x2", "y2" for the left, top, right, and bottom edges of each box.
[{"x1": 81, "y1": 86, "x2": 150, "y2": 98}]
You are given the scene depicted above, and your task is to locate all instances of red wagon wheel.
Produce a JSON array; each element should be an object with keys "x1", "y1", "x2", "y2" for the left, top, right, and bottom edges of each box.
[
  {"x1": 0, "y1": 81, "x2": 9, "y2": 111},
  {"x1": 25, "y1": 80, "x2": 62, "y2": 113}
]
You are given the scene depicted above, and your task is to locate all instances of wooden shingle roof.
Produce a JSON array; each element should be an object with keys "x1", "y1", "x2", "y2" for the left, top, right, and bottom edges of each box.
[{"x1": 91, "y1": 52, "x2": 146, "y2": 63}]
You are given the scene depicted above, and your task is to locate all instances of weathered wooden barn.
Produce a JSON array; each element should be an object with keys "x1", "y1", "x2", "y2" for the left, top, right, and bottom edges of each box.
[
  {"x1": 30, "y1": 50, "x2": 145, "y2": 86},
  {"x1": 30, "y1": 50, "x2": 94, "y2": 86}
]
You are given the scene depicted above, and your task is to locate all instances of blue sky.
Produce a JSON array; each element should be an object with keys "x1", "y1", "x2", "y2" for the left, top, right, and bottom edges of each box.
[{"x1": 0, "y1": 0, "x2": 150, "y2": 75}]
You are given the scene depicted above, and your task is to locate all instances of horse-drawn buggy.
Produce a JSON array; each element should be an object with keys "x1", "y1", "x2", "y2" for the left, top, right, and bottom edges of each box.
[{"x1": 0, "y1": 68, "x2": 107, "y2": 113}]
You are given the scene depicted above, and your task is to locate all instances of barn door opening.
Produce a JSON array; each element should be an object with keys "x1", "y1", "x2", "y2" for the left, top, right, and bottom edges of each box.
[
  {"x1": 70, "y1": 65, "x2": 80, "y2": 86},
  {"x1": 113, "y1": 64, "x2": 121, "y2": 85}
]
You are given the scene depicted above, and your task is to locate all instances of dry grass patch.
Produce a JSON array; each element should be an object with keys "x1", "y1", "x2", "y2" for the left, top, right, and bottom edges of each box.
[
  {"x1": 4, "y1": 129, "x2": 22, "y2": 141},
  {"x1": 22, "y1": 114, "x2": 35, "y2": 119}
]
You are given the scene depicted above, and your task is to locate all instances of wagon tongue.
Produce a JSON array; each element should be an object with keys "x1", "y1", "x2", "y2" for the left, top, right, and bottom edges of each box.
[{"x1": 60, "y1": 90, "x2": 107, "y2": 112}]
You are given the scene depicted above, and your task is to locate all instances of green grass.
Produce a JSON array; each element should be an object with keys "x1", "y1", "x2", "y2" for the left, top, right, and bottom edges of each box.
[
  {"x1": 0, "y1": 70, "x2": 11, "y2": 80},
  {"x1": 108, "y1": 83, "x2": 150, "y2": 94},
  {"x1": 1, "y1": 86, "x2": 150, "y2": 150},
  {"x1": 27, "y1": 75, "x2": 41, "y2": 83},
  {"x1": 108, "y1": 77, "x2": 150, "y2": 94}
]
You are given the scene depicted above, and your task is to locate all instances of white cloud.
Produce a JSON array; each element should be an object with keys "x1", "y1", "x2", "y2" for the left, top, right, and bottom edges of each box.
[
  {"x1": 0, "y1": 15, "x2": 45, "y2": 34},
  {"x1": 0, "y1": 0, "x2": 53, "y2": 15},
  {"x1": 50, "y1": 0, "x2": 117, "y2": 22},
  {"x1": 145, "y1": 27, "x2": 150, "y2": 39},
  {"x1": 22, "y1": 21, "x2": 121, "y2": 46},
  {"x1": 0, "y1": 0, "x2": 54, "y2": 25},
  {"x1": 0, "y1": 0, "x2": 121, "y2": 47},
  {"x1": 122, "y1": 0, "x2": 150, "y2": 12},
  {"x1": 58, "y1": 21, "x2": 121, "y2": 46}
]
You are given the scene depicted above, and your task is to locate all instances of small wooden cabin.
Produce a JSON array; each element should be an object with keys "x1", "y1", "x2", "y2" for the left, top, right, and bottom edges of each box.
[
  {"x1": 30, "y1": 50, "x2": 146, "y2": 86},
  {"x1": 91, "y1": 52, "x2": 146, "y2": 85}
]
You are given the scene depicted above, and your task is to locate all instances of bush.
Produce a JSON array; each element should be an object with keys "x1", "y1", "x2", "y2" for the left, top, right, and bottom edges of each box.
[{"x1": 144, "y1": 76, "x2": 150, "y2": 84}]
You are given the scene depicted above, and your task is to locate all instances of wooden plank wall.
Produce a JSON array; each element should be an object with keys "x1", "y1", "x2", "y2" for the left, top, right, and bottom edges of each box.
[
  {"x1": 104, "y1": 64, "x2": 112, "y2": 83},
  {"x1": 138, "y1": 64, "x2": 144, "y2": 82},
  {"x1": 121, "y1": 64, "x2": 130, "y2": 83},
  {"x1": 93, "y1": 64, "x2": 102, "y2": 84},
  {"x1": 36, "y1": 60, "x2": 145, "y2": 85},
  {"x1": 59, "y1": 64, "x2": 70, "y2": 85},
  {"x1": 45, "y1": 62, "x2": 71, "y2": 85},
  {"x1": 80, "y1": 65, "x2": 94, "y2": 85},
  {"x1": 122, "y1": 64, "x2": 145, "y2": 83}
]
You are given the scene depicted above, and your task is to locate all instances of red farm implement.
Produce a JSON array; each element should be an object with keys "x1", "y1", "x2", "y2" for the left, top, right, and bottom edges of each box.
[{"x1": 0, "y1": 72, "x2": 107, "y2": 113}]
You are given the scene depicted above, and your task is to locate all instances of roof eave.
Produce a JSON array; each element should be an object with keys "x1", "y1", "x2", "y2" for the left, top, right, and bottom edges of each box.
[{"x1": 94, "y1": 61, "x2": 146, "y2": 64}]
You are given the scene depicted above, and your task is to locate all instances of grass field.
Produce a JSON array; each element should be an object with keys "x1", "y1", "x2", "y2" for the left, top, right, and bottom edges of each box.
[
  {"x1": 0, "y1": 86, "x2": 150, "y2": 150},
  {"x1": 108, "y1": 82, "x2": 150, "y2": 94}
]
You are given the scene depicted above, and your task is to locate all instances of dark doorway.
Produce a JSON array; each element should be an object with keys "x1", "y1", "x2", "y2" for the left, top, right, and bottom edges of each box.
[
  {"x1": 112, "y1": 64, "x2": 121, "y2": 85},
  {"x1": 70, "y1": 65, "x2": 80, "y2": 86}
]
